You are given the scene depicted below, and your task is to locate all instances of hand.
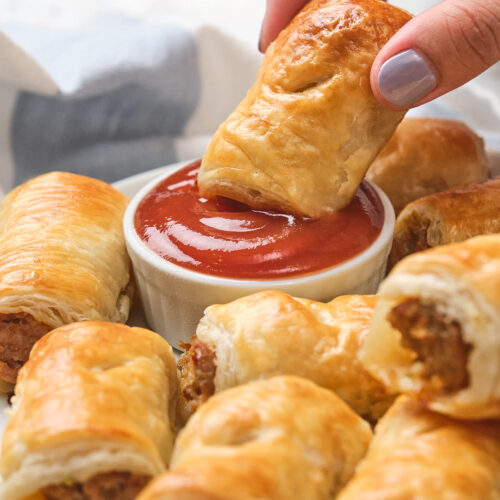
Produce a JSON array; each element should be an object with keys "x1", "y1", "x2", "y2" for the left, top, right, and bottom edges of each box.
[{"x1": 259, "y1": 0, "x2": 500, "y2": 110}]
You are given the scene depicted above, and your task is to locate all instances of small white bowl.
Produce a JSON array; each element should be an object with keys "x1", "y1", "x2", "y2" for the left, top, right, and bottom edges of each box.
[{"x1": 124, "y1": 162, "x2": 395, "y2": 348}]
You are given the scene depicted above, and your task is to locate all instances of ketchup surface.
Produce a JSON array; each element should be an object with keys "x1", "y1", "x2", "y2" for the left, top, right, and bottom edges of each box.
[{"x1": 134, "y1": 160, "x2": 384, "y2": 280}]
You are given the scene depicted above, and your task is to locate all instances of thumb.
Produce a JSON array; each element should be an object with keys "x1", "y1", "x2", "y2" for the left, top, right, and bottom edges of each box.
[
  {"x1": 258, "y1": 0, "x2": 308, "y2": 52},
  {"x1": 371, "y1": 0, "x2": 500, "y2": 110}
]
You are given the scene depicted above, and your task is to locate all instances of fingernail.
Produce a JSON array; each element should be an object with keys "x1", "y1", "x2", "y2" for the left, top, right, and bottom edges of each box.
[{"x1": 378, "y1": 49, "x2": 438, "y2": 108}]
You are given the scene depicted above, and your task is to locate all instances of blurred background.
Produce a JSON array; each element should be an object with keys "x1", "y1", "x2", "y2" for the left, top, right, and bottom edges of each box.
[{"x1": 0, "y1": 0, "x2": 498, "y2": 195}]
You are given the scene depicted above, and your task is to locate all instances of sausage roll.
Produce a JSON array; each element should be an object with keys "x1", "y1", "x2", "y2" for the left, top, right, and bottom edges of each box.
[
  {"x1": 366, "y1": 118, "x2": 489, "y2": 214},
  {"x1": 388, "y1": 177, "x2": 500, "y2": 269},
  {"x1": 360, "y1": 234, "x2": 500, "y2": 419},
  {"x1": 0, "y1": 172, "x2": 132, "y2": 390},
  {"x1": 138, "y1": 376, "x2": 373, "y2": 500},
  {"x1": 0, "y1": 321, "x2": 178, "y2": 500},
  {"x1": 178, "y1": 291, "x2": 395, "y2": 423},
  {"x1": 198, "y1": 0, "x2": 411, "y2": 218},
  {"x1": 337, "y1": 396, "x2": 500, "y2": 500}
]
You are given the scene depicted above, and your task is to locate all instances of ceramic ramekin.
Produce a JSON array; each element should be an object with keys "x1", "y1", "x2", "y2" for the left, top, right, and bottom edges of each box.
[{"x1": 124, "y1": 162, "x2": 395, "y2": 348}]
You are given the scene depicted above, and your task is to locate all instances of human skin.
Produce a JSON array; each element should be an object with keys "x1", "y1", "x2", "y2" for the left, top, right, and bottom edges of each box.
[{"x1": 259, "y1": 0, "x2": 500, "y2": 110}]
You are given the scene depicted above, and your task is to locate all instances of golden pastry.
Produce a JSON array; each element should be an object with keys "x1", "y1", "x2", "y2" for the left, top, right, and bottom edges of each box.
[
  {"x1": 178, "y1": 291, "x2": 394, "y2": 423},
  {"x1": 198, "y1": 0, "x2": 411, "y2": 217},
  {"x1": 366, "y1": 118, "x2": 488, "y2": 214},
  {"x1": 337, "y1": 396, "x2": 500, "y2": 500},
  {"x1": 388, "y1": 177, "x2": 500, "y2": 269},
  {"x1": 138, "y1": 376, "x2": 373, "y2": 500},
  {"x1": 0, "y1": 172, "x2": 132, "y2": 390},
  {"x1": 0, "y1": 321, "x2": 178, "y2": 500},
  {"x1": 361, "y1": 234, "x2": 500, "y2": 419}
]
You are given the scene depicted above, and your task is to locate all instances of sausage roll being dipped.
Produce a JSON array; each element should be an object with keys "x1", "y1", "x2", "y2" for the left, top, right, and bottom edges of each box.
[
  {"x1": 198, "y1": 0, "x2": 411, "y2": 218},
  {"x1": 361, "y1": 234, "x2": 500, "y2": 419},
  {"x1": 337, "y1": 396, "x2": 500, "y2": 500},
  {"x1": 366, "y1": 118, "x2": 489, "y2": 214},
  {"x1": 388, "y1": 177, "x2": 500, "y2": 269},
  {"x1": 178, "y1": 291, "x2": 395, "y2": 423},
  {"x1": 0, "y1": 321, "x2": 178, "y2": 500},
  {"x1": 138, "y1": 376, "x2": 373, "y2": 500},
  {"x1": 0, "y1": 172, "x2": 132, "y2": 390}
]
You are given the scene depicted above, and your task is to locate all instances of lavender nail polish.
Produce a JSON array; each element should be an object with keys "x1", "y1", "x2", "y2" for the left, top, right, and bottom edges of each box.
[{"x1": 378, "y1": 49, "x2": 437, "y2": 108}]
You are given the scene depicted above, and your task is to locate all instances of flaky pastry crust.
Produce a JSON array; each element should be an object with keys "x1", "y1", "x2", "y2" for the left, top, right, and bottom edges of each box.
[
  {"x1": 138, "y1": 376, "x2": 372, "y2": 500},
  {"x1": 361, "y1": 234, "x2": 500, "y2": 419},
  {"x1": 198, "y1": 0, "x2": 411, "y2": 217},
  {"x1": 366, "y1": 118, "x2": 489, "y2": 214},
  {"x1": 0, "y1": 172, "x2": 133, "y2": 388},
  {"x1": 388, "y1": 177, "x2": 500, "y2": 268},
  {"x1": 0, "y1": 321, "x2": 178, "y2": 500},
  {"x1": 179, "y1": 291, "x2": 394, "y2": 422},
  {"x1": 337, "y1": 396, "x2": 500, "y2": 499}
]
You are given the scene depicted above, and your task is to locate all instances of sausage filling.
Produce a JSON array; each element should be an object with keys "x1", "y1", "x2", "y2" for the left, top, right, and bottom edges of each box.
[
  {"x1": 42, "y1": 471, "x2": 150, "y2": 500},
  {"x1": 178, "y1": 337, "x2": 216, "y2": 412},
  {"x1": 387, "y1": 298, "x2": 471, "y2": 394},
  {"x1": 389, "y1": 215, "x2": 430, "y2": 270},
  {"x1": 0, "y1": 312, "x2": 52, "y2": 384}
]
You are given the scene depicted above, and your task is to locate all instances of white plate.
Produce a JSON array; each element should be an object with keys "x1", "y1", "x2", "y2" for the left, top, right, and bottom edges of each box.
[{"x1": 1, "y1": 150, "x2": 499, "y2": 447}]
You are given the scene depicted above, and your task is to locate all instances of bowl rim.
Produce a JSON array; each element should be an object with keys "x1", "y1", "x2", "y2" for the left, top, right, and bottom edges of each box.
[{"x1": 123, "y1": 159, "x2": 395, "y2": 287}]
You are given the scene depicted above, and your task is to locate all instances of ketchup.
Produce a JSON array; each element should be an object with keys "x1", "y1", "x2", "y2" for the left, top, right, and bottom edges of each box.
[{"x1": 134, "y1": 160, "x2": 384, "y2": 280}]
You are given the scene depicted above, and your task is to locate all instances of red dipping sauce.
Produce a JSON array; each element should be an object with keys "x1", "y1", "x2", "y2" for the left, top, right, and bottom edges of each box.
[{"x1": 134, "y1": 160, "x2": 384, "y2": 280}]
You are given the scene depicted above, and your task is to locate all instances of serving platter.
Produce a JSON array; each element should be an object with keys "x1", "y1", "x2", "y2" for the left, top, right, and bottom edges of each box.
[{"x1": 0, "y1": 148, "x2": 499, "y2": 452}]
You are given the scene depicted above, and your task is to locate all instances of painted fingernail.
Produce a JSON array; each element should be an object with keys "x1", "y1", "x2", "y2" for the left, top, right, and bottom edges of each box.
[{"x1": 378, "y1": 49, "x2": 438, "y2": 108}]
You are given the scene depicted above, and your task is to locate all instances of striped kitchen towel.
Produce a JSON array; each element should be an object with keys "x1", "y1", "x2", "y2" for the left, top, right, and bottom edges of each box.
[{"x1": 0, "y1": 2, "x2": 265, "y2": 194}]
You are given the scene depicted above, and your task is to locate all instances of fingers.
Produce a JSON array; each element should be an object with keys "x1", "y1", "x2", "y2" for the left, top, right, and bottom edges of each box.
[
  {"x1": 258, "y1": 0, "x2": 308, "y2": 52},
  {"x1": 259, "y1": 0, "x2": 500, "y2": 109},
  {"x1": 371, "y1": 0, "x2": 500, "y2": 110}
]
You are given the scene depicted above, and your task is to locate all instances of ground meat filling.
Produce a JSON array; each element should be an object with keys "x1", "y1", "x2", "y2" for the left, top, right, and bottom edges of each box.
[
  {"x1": 42, "y1": 472, "x2": 150, "y2": 500},
  {"x1": 388, "y1": 298, "x2": 471, "y2": 394},
  {"x1": 0, "y1": 312, "x2": 52, "y2": 384},
  {"x1": 389, "y1": 216, "x2": 430, "y2": 270},
  {"x1": 178, "y1": 337, "x2": 216, "y2": 411},
  {"x1": 406, "y1": 219, "x2": 430, "y2": 255}
]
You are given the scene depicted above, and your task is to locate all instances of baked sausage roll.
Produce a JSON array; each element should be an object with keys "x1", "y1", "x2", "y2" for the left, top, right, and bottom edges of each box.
[
  {"x1": 0, "y1": 172, "x2": 132, "y2": 390},
  {"x1": 0, "y1": 321, "x2": 178, "y2": 500},
  {"x1": 138, "y1": 376, "x2": 373, "y2": 500},
  {"x1": 178, "y1": 291, "x2": 395, "y2": 423},
  {"x1": 366, "y1": 118, "x2": 489, "y2": 214},
  {"x1": 198, "y1": 0, "x2": 411, "y2": 218},
  {"x1": 388, "y1": 177, "x2": 500, "y2": 269},
  {"x1": 337, "y1": 396, "x2": 500, "y2": 500},
  {"x1": 360, "y1": 234, "x2": 500, "y2": 419}
]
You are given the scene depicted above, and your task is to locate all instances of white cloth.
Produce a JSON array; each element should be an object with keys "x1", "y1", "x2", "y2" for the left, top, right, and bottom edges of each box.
[
  {"x1": 0, "y1": 0, "x2": 265, "y2": 193},
  {"x1": 0, "y1": 0, "x2": 498, "y2": 196}
]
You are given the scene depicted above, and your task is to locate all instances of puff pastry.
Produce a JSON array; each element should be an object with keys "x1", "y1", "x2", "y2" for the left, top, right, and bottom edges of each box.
[
  {"x1": 360, "y1": 234, "x2": 500, "y2": 419},
  {"x1": 198, "y1": 0, "x2": 411, "y2": 218},
  {"x1": 0, "y1": 172, "x2": 132, "y2": 389},
  {"x1": 388, "y1": 177, "x2": 500, "y2": 269},
  {"x1": 337, "y1": 395, "x2": 500, "y2": 500},
  {"x1": 138, "y1": 376, "x2": 373, "y2": 500},
  {"x1": 0, "y1": 321, "x2": 178, "y2": 500},
  {"x1": 178, "y1": 291, "x2": 395, "y2": 423},
  {"x1": 366, "y1": 118, "x2": 489, "y2": 214}
]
